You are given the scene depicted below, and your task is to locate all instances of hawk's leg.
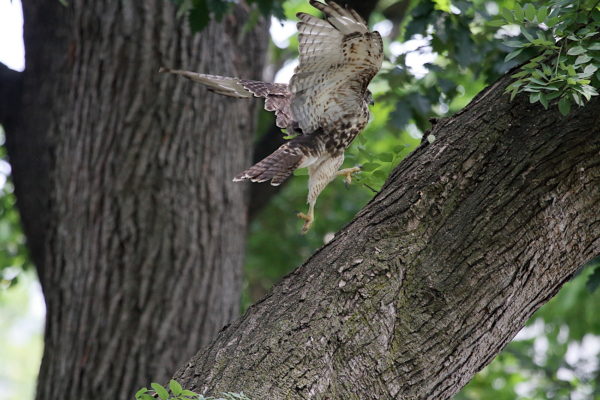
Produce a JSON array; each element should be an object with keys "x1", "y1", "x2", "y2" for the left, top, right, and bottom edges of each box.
[
  {"x1": 297, "y1": 154, "x2": 345, "y2": 234},
  {"x1": 297, "y1": 208, "x2": 315, "y2": 234},
  {"x1": 337, "y1": 166, "x2": 361, "y2": 186}
]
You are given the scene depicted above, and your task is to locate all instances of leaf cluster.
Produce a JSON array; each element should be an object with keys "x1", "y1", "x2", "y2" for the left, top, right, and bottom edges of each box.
[
  {"x1": 0, "y1": 128, "x2": 32, "y2": 290},
  {"x1": 170, "y1": 0, "x2": 284, "y2": 32},
  {"x1": 500, "y1": 0, "x2": 600, "y2": 115},
  {"x1": 135, "y1": 380, "x2": 251, "y2": 400}
]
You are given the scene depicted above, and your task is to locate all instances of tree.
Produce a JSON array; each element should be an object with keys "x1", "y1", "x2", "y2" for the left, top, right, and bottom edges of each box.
[
  {"x1": 1, "y1": 0, "x2": 599, "y2": 398},
  {"x1": 1, "y1": 1, "x2": 269, "y2": 398},
  {"x1": 173, "y1": 74, "x2": 599, "y2": 399}
]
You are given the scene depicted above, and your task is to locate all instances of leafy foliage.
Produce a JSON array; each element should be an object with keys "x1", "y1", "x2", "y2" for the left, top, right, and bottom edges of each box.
[
  {"x1": 0, "y1": 127, "x2": 32, "y2": 290},
  {"x1": 171, "y1": 0, "x2": 284, "y2": 32},
  {"x1": 500, "y1": 0, "x2": 600, "y2": 115},
  {"x1": 587, "y1": 257, "x2": 600, "y2": 293},
  {"x1": 135, "y1": 380, "x2": 251, "y2": 400}
]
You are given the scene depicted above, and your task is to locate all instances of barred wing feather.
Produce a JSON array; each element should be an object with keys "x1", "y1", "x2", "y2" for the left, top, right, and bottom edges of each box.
[
  {"x1": 159, "y1": 68, "x2": 293, "y2": 129},
  {"x1": 290, "y1": 0, "x2": 383, "y2": 134}
]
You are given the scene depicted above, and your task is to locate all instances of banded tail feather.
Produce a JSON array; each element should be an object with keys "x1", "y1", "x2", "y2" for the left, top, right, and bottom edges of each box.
[
  {"x1": 159, "y1": 67, "x2": 294, "y2": 129},
  {"x1": 233, "y1": 143, "x2": 305, "y2": 186},
  {"x1": 159, "y1": 68, "x2": 254, "y2": 98}
]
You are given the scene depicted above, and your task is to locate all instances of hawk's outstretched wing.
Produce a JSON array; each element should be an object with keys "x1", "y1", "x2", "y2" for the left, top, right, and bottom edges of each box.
[
  {"x1": 159, "y1": 68, "x2": 294, "y2": 129},
  {"x1": 290, "y1": 0, "x2": 383, "y2": 134}
]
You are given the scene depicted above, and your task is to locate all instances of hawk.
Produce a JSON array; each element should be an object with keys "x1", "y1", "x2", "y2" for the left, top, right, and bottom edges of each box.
[{"x1": 161, "y1": 0, "x2": 383, "y2": 233}]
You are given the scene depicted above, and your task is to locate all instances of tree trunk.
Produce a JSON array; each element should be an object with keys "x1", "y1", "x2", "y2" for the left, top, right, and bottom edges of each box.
[
  {"x1": 174, "y1": 75, "x2": 600, "y2": 399},
  {"x1": 3, "y1": 1, "x2": 268, "y2": 399}
]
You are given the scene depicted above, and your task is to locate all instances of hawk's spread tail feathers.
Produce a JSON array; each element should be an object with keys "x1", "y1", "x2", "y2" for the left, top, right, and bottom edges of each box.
[
  {"x1": 233, "y1": 143, "x2": 305, "y2": 186},
  {"x1": 159, "y1": 68, "x2": 253, "y2": 98}
]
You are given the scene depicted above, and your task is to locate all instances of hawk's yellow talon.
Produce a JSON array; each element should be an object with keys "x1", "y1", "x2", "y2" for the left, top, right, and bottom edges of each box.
[
  {"x1": 338, "y1": 166, "x2": 362, "y2": 186},
  {"x1": 297, "y1": 212, "x2": 314, "y2": 234}
]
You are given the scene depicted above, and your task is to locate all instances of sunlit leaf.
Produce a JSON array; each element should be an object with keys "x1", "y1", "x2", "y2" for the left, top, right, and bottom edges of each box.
[
  {"x1": 567, "y1": 46, "x2": 586, "y2": 56},
  {"x1": 169, "y1": 380, "x2": 183, "y2": 396},
  {"x1": 505, "y1": 49, "x2": 523, "y2": 62},
  {"x1": 558, "y1": 96, "x2": 571, "y2": 115},
  {"x1": 151, "y1": 383, "x2": 169, "y2": 400}
]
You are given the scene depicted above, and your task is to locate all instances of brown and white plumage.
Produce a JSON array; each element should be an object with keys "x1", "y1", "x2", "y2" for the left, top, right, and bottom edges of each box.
[
  {"x1": 161, "y1": 0, "x2": 383, "y2": 232},
  {"x1": 158, "y1": 69, "x2": 294, "y2": 130},
  {"x1": 291, "y1": 2, "x2": 383, "y2": 134}
]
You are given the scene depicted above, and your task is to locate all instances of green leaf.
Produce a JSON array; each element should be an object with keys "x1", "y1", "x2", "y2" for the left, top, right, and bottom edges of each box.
[
  {"x1": 539, "y1": 92, "x2": 549, "y2": 109},
  {"x1": 521, "y1": 28, "x2": 535, "y2": 43},
  {"x1": 182, "y1": 390, "x2": 200, "y2": 397},
  {"x1": 513, "y1": 4, "x2": 524, "y2": 21},
  {"x1": 488, "y1": 19, "x2": 506, "y2": 27},
  {"x1": 529, "y1": 77, "x2": 546, "y2": 85},
  {"x1": 169, "y1": 380, "x2": 183, "y2": 396},
  {"x1": 537, "y1": 6, "x2": 548, "y2": 23},
  {"x1": 574, "y1": 54, "x2": 592, "y2": 65},
  {"x1": 547, "y1": 90, "x2": 562, "y2": 100},
  {"x1": 151, "y1": 383, "x2": 170, "y2": 400},
  {"x1": 505, "y1": 40, "x2": 525, "y2": 48},
  {"x1": 572, "y1": 91, "x2": 583, "y2": 106},
  {"x1": 373, "y1": 170, "x2": 387, "y2": 180},
  {"x1": 512, "y1": 70, "x2": 529, "y2": 78},
  {"x1": 530, "y1": 55, "x2": 547, "y2": 63},
  {"x1": 135, "y1": 388, "x2": 149, "y2": 399},
  {"x1": 510, "y1": 89, "x2": 519, "y2": 101},
  {"x1": 580, "y1": 84, "x2": 599, "y2": 99},
  {"x1": 432, "y1": 0, "x2": 451, "y2": 12},
  {"x1": 500, "y1": 7, "x2": 514, "y2": 23},
  {"x1": 545, "y1": 16, "x2": 560, "y2": 27},
  {"x1": 188, "y1": 0, "x2": 210, "y2": 32},
  {"x1": 589, "y1": 43, "x2": 600, "y2": 51},
  {"x1": 567, "y1": 46, "x2": 586, "y2": 56},
  {"x1": 206, "y1": 0, "x2": 230, "y2": 21},
  {"x1": 505, "y1": 48, "x2": 523, "y2": 62},
  {"x1": 529, "y1": 92, "x2": 540, "y2": 103},
  {"x1": 361, "y1": 162, "x2": 380, "y2": 172},
  {"x1": 586, "y1": 263, "x2": 600, "y2": 292},
  {"x1": 558, "y1": 96, "x2": 571, "y2": 115},
  {"x1": 542, "y1": 63, "x2": 553, "y2": 76},
  {"x1": 523, "y1": 3, "x2": 536, "y2": 21},
  {"x1": 379, "y1": 153, "x2": 394, "y2": 162}
]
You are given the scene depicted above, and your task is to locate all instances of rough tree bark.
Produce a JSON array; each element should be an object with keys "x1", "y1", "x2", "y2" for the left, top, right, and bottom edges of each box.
[
  {"x1": 2, "y1": 1, "x2": 268, "y2": 399},
  {"x1": 173, "y1": 75, "x2": 600, "y2": 399}
]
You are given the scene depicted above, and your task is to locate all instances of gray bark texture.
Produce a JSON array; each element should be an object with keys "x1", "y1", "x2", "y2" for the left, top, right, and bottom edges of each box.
[
  {"x1": 174, "y1": 75, "x2": 600, "y2": 399},
  {"x1": 2, "y1": 1, "x2": 268, "y2": 399}
]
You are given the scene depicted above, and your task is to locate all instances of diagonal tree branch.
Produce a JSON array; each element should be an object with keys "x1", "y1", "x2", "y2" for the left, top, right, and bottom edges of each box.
[{"x1": 174, "y1": 73, "x2": 600, "y2": 399}]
